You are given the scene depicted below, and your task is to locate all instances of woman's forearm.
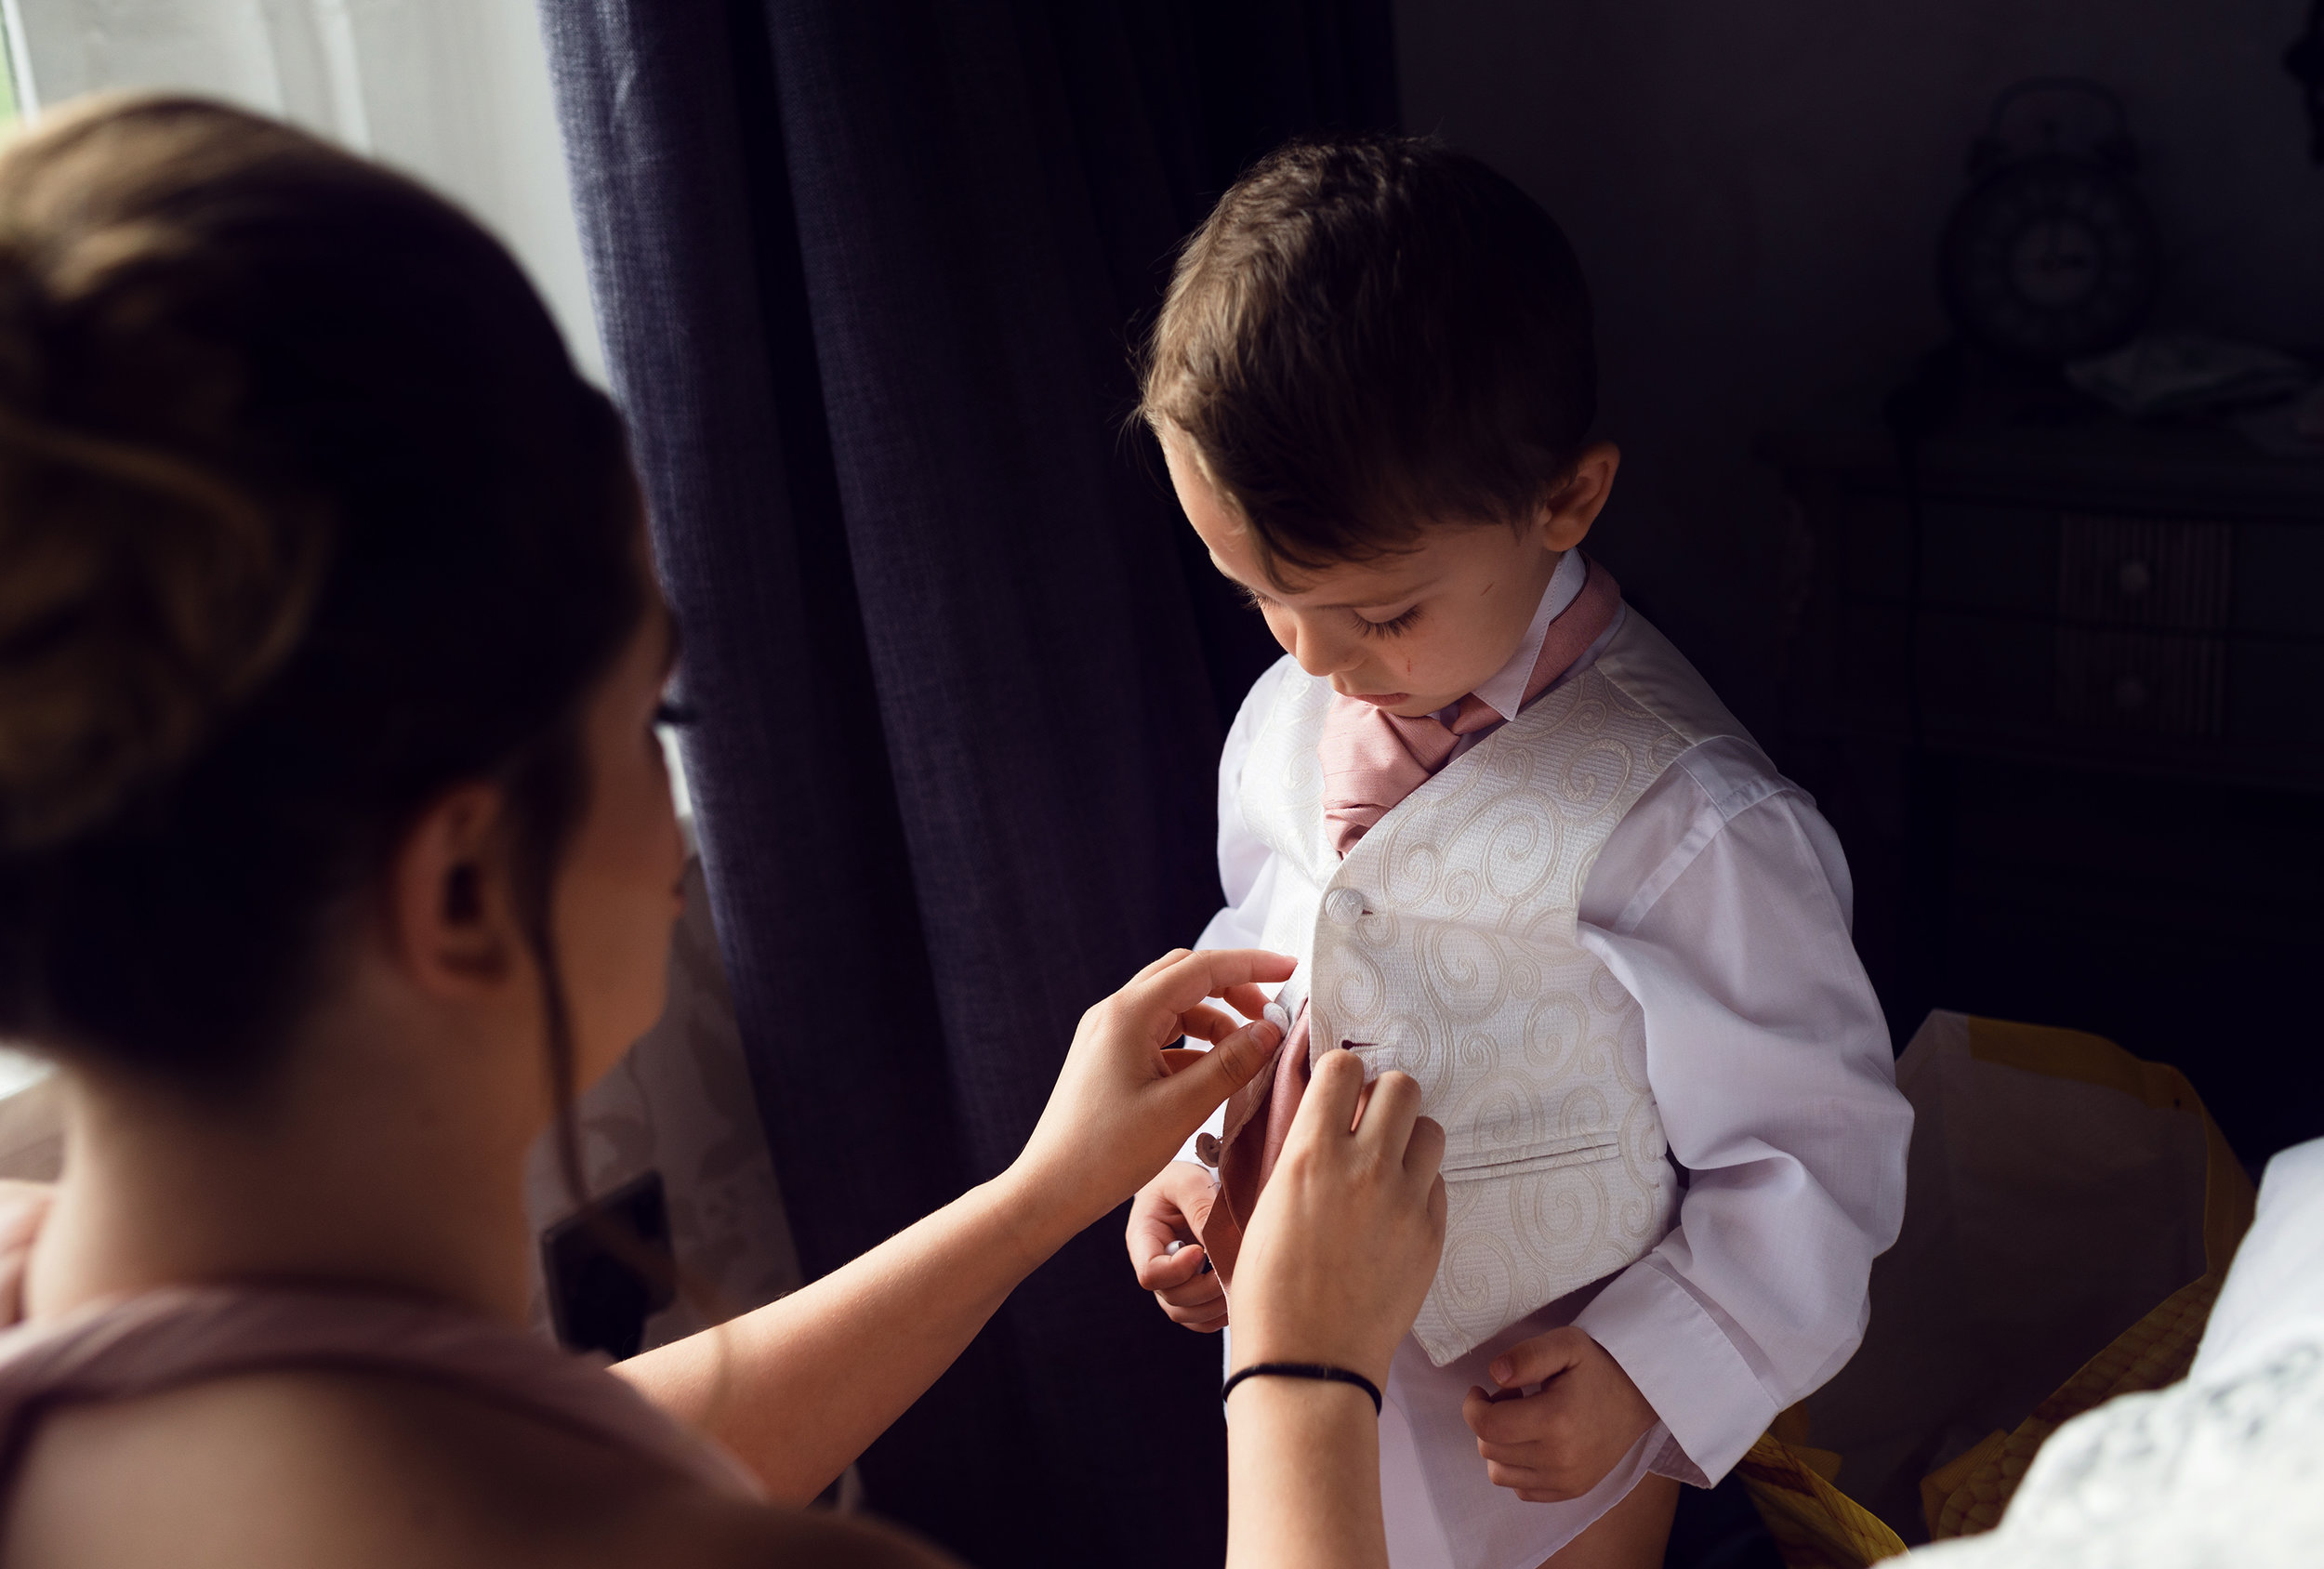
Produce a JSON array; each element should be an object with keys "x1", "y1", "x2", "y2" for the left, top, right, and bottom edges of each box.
[
  {"x1": 615, "y1": 1167, "x2": 1065, "y2": 1503},
  {"x1": 616, "y1": 949, "x2": 1292, "y2": 1503},
  {"x1": 1226, "y1": 1380, "x2": 1388, "y2": 1569}
]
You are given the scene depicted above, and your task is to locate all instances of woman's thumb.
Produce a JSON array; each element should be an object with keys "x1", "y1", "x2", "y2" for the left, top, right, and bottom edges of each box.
[{"x1": 1172, "y1": 1018, "x2": 1281, "y2": 1111}]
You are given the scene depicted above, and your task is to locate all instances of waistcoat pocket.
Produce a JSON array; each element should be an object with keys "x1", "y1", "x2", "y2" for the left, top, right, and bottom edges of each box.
[{"x1": 1436, "y1": 1129, "x2": 1622, "y2": 1182}]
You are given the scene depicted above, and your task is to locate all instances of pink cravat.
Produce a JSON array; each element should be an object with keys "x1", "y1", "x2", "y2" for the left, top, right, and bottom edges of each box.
[
  {"x1": 1197, "y1": 556, "x2": 1623, "y2": 1290},
  {"x1": 1319, "y1": 554, "x2": 1622, "y2": 857}
]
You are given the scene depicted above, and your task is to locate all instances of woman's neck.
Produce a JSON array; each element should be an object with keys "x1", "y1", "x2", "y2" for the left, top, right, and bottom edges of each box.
[{"x1": 24, "y1": 1006, "x2": 540, "y2": 1327}]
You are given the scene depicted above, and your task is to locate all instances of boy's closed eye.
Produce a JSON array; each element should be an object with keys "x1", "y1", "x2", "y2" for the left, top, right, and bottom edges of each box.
[
  {"x1": 1232, "y1": 580, "x2": 1425, "y2": 639},
  {"x1": 1354, "y1": 603, "x2": 1422, "y2": 639}
]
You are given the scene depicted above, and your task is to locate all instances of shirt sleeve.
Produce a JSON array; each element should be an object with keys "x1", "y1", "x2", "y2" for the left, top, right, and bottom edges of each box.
[
  {"x1": 1569, "y1": 739, "x2": 1914, "y2": 1485},
  {"x1": 1178, "y1": 655, "x2": 1299, "y2": 1166}
]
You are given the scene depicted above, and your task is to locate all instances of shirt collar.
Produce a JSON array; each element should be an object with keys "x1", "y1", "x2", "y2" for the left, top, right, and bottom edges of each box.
[{"x1": 1464, "y1": 549, "x2": 1587, "y2": 723}]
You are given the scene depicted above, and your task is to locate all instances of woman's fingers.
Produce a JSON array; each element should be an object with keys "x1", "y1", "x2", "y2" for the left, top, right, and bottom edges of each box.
[
  {"x1": 1219, "y1": 981, "x2": 1273, "y2": 1022},
  {"x1": 1352, "y1": 1067, "x2": 1423, "y2": 1154},
  {"x1": 1220, "y1": 1048, "x2": 1444, "y2": 1389},
  {"x1": 1127, "y1": 947, "x2": 1195, "y2": 986},
  {"x1": 1156, "y1": 1016, "x2": 1280, "y2": 1117},
  {"x1": 1175, "y1": 1003, "x2": 1241, "y2": 1044},
  {"x1": 1130, "y1": 947, "x2": 1296, "y2": 1023},
  {"x1": 1403, "y1": 1111, "x2": 1446, "y2": 1184},
  {"x1": 1293, "y1": 1047, "x2": 1368, "y2": 1149},
  {"x1": 1014, "y1": 950, "x2": 1293, "y2": 1246},
  {"x1": 1284, "y1": 1058, "x2": 1445, "y2": 1231}
]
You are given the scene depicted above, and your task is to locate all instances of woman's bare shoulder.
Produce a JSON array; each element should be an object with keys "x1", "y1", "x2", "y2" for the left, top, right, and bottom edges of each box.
[{"x1": 2, "y1": 1367, "x2": 958, "y2": 1568}]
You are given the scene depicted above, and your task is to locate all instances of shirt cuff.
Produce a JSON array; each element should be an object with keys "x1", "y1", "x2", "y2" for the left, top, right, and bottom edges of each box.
[{"x1": 1573, "y1": 1258, "x2": 1777, "y2": 1486}]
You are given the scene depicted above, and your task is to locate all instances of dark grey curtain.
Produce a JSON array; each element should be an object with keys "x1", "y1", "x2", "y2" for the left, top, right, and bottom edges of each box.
[{"x1": 535, "y1": 4, "x2": 1395, "y2": 1562}]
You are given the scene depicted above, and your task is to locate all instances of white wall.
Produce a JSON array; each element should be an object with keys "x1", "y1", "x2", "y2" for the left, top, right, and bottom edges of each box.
[
  {"x1": 7, "y1": 0, "x2": 603, "y2": 381},
  {"x1": 1396, "y1": 0, "x2": 2324, "y2": 723}
]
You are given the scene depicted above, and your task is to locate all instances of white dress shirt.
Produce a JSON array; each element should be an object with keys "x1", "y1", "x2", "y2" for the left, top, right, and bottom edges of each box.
[{"x1": 1190, "y1": 563, "x2": 1912, "y2": 1567}]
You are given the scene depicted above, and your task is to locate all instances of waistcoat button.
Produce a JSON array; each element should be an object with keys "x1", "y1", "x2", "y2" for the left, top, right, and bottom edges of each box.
[
  {"x1": 1324, "y1": 887, "x2": 1367, "y2": 926},
  {"x1": 1262, "y1": 1001, "x2": 1292, "y2": 1033}
]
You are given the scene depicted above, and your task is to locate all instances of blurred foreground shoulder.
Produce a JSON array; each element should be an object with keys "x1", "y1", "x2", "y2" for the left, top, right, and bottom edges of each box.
[
  {"x1": 684, "y1": 1498, "x2": 960, "y2": 1569},
  {"x1": 1, "y1": 1367, "x2": 958, "y2": 1569}
]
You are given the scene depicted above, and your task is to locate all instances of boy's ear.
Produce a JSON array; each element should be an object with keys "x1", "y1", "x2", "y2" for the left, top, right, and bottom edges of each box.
[
  {"x1": 1536, "y1": 441, "x2": 1621, "y2": 553},
  {"x1": 385, "y1": 782, "x2": 521, "y2": 997}
]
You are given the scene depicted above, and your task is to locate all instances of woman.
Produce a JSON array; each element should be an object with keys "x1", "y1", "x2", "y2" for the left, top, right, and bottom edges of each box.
[{"x1": 0, "y1": 97, "x2": 1446, "y2": 1565}]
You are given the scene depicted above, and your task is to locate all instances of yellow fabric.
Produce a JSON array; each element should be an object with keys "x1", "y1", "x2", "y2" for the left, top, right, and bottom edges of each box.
[
  {"x1": 1921, "y1": 1269, "x2": 2224, "y2": 1539},
  {"x1": 1734, "y1": 1014, "x2": 2256, "y2": 1568},
  {"x1": 1736, "y1": 1431, "x2": 1910, "y2": 1566},
  {"x1": 1919, "y1": 1431, "x2": 2007, "y2": 1537}
]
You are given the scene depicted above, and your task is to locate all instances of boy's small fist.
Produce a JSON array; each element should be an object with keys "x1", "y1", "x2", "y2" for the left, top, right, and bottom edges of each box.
[
  {"x1": 1126, "y1": 1161, "x2": 1229, "y2": 1331},
  {"x1": 1461, "y1": 1327, "x2": 1657, "y2": 1502}
]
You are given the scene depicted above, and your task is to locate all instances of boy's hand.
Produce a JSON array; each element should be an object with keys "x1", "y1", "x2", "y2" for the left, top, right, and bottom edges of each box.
[
  {"x1": 1460, "y1": 1327, "x2": 1657, "y2": 1502},
  {"x1": 1127, "y1": 1162, "x2": 1230, "y2": 1330}
]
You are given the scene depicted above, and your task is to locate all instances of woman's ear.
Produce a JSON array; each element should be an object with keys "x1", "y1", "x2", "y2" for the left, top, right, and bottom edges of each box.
[
  {"x1": 386, "y1": 782, "x2": 521, "y2": 995},
  {"x1": 1536, "y1": 441, "x2": 1621, "y2": 553}
]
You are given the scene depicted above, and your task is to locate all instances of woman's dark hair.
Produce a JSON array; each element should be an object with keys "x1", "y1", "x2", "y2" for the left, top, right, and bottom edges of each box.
[
  {"x1": 1139, "y1": 134, "x2": 1597, "y2": 580},
  {"x1": 0, "y1": 96, "x2": 645, "y2": 1113}
]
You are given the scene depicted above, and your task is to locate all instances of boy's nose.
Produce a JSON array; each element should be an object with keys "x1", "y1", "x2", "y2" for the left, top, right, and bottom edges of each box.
[{"x1": 1283, "y1": 613, "x2": 1362, "y2": 679}]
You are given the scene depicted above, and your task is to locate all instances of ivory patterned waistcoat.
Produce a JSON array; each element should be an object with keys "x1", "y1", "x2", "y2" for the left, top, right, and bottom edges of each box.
[{"x1": 1240, "y1": 612, "x2": 1740, "y2": 1365}]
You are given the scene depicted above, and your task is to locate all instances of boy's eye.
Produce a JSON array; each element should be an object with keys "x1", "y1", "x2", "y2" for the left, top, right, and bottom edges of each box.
[
  {"x1": 1355, "y1": 605, "x2": 1422, "y2": 639},
  {"x1": 1230, "y1": 577, "x2": 1419, "y2": 638}
]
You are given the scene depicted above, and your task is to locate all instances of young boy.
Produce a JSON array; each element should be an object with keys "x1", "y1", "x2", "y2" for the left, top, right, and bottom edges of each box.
[{"x1": 1123, "y1": 137, "x2": 1913, "y2": 1569}]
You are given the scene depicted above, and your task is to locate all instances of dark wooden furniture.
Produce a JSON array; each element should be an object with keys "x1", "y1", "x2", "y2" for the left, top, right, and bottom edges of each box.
[{"x1": 1763, "y1": 402, "x2": 2324, "y2": 1159}]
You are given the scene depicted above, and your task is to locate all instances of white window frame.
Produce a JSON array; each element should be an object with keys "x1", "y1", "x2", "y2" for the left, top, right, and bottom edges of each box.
[{"x1": 0, "y1": 0, "x2": 603, "y2": 384}]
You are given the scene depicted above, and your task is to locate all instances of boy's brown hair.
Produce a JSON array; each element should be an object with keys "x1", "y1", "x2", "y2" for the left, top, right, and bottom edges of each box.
[{"x1": 1140, "y1": 134, "x2": 1596, "y2": 580}]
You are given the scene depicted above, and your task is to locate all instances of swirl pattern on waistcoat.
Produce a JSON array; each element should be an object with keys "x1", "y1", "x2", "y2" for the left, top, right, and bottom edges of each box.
[{"x1": 1239, "y1": 627, "x2": 1723, "y2": 1364}]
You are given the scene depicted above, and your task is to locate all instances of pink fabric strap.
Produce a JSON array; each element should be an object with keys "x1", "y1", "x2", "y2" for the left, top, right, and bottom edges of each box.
[
  {"x1": 0, "y1": 1262, "x2": 762, "y2": 1500},
  {"x1": 1200, "y1": 996, "x2": 1314, "y2": 1285},
  {"x1": 1319, "y1": 554, "x2": 1621, "y2": 857},
  {"x1": 1200, "y1": 556, "x2": 1623, "y2": 1293}
]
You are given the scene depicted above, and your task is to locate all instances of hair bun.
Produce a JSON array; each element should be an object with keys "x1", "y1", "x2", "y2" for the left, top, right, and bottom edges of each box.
[{"x1": 0, "y1": 381, "x2": 326, "y2": 851}]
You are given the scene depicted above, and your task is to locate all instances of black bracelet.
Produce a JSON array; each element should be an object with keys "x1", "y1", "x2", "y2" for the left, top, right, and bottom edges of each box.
[{"x1": 1221, "y1": 1362, "x2": 1382, "y2": 1415}]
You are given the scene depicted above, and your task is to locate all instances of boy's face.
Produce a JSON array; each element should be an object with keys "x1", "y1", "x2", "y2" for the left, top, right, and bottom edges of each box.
[{"x1": 1163, "y1": 430, "x2": 1615, "y2": 719}]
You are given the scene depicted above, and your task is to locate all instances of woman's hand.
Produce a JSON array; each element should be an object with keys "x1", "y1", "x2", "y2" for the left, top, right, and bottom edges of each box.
[
  {"x1": 1225, "y1": 1050, "x2": 1447, "y2": 1391},
  {"x1": 626, "y1": 946, "x2": 1289, "y2": 1503},
  {"x1": 1002, "y1": 947, "x2": 1291, "y2": 1241}
]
